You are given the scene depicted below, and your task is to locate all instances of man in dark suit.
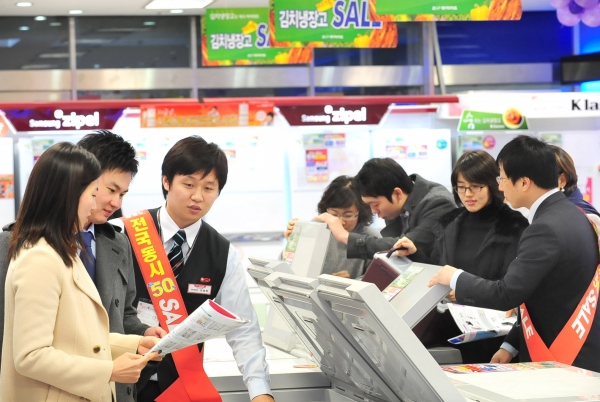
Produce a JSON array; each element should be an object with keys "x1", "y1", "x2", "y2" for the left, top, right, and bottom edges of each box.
[
  {"x1": 0, "y1": 130, "x2": 166, "y2": 402},
  {"x1": 317, "y1": 157, "x2": 455, "y2": 263},
  {"x1": 428, "y1": 135, "x2": 600, "y2": 372}
]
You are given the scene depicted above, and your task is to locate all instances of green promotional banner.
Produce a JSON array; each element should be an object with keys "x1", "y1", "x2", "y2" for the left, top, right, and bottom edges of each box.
[
  {"x1": 202, "y1": 8, "x2": 312, "y2": 66},
  {"x1": 458, "y1": 110, "x2": 529, "y2": 131},
  {"x1": 272, "y1": 0, "x2": 397, "y2": 48},
  {"x1": 374, "y1": 0, "x2": 522, "y2": 21}
]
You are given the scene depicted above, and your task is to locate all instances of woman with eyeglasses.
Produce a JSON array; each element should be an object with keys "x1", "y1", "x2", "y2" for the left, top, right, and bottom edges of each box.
[
  {"x1": 284, "y1": 175, "x2": 380, "y2": 279},
  {"x1": 395, "y1": 150, "x2": 528, "y2": 363}
]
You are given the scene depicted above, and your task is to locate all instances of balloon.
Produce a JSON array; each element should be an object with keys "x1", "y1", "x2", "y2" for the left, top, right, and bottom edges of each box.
[
  {"x1": 558, "y1": 6, "x2": 583, "y2": 24},
  {"x1": 550, "y1": 0, "x2": 571, "y2": 7},
  {"x1": 583, "y1": 4, "x2": 600, "y2": 26},
  {"x1": 574, "y1": 0, "x2": 600, "y2": 9},
  {"x1": 569, "y1": 0, "x2": 585, "y2": 13}
]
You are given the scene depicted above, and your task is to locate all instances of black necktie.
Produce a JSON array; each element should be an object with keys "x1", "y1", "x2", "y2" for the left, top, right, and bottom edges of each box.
[
  {"x1": 80, "y1": 231, "x2": 96, "y2": 284},
  {"x1": 168, "y1": 230, "x2": 187, "y2": 272}
]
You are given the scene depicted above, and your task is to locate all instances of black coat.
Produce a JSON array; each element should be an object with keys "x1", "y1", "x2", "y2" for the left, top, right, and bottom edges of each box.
[
  {"x1": 433, "y1": 203, "x2": 529, "y2": 280},
  {"x1": 347, "y1": 174, "x2": 456, "y2": 263},
  {"x1": 457, "y1": 192, "x2": 600, "y2": 371},
  {"x1": 427, "y1": 204, "x2": 528, "y2": 363}
]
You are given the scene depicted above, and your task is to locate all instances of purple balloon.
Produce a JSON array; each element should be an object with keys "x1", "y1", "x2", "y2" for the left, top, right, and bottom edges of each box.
[
  {"x1": 569, "y1": 0, "x2": 585, "y2": 13},
  {"x1": 575, "y1": 0, "x2": 600, "y2": 9},
  {"x1": 583, "y1": 4, "x2": 600, "y2": 26},
  {"x1": 558, "y1": 6, "x2": 583, "y2": 24},
  {"x1": 550, "y1": 0, "x2": 571, "y2": 7}
]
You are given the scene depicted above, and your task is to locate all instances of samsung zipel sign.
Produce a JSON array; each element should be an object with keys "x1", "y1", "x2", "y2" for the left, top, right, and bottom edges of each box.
[
  {"x1": 301, "y1": 105, "x2": 367, "y2": 125},
  {"x1": 29, "y1": 110, "x2": 100, "y2": 130}
]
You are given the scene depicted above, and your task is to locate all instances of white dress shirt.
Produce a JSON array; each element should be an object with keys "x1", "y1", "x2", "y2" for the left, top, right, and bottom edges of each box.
[{"x1": 156, "y1": 205, "x2": 272, "y2": 399}]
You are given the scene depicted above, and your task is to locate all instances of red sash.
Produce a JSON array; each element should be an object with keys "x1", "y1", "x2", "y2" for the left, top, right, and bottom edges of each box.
[
  {"x1": 122, "y1": 210, "x2": 221, "y2": 402},
  {"x1": 520, "y1": 213, "x2": 600, "y2": 365}
]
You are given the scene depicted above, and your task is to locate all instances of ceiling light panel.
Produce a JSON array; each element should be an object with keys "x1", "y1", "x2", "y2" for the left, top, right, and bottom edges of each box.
[
  {"x1": 145, "y1": 0, "x2": 213, "y2": 10},
  {"x1": 16, "y1": 2, "x2": 32, "y2": 7},
  {"x1": 69, "y1": 9, "x2": 83, "y2": 14}
]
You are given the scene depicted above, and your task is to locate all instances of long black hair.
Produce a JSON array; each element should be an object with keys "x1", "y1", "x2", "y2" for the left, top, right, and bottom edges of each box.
[{"x1": 8, "y1": 143, "x2": 101, "y2": 267}]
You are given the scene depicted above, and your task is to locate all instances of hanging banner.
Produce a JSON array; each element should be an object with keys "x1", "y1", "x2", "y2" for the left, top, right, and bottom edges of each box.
[
  {"x1": 2, "y1": 108, "x2": 124, "y2": 132},
  {"x1": 271, "y1": 0, "x2": 397, "y2": 48},
  {"x1": 140, "y1": 102, "x2": 275, "y2": 128},
  {"x1": 458, "y1": 109, "x2": 529, "y2": 131},
  {"x1": 373, "y1": 0, "x2": 522, "y2": 21},
  {"x1": 278, "y1": 104, "x2": 389, "y2": 126},
  {"x1": 202, "y1": 8, "x2": 312, "y2": 66}
]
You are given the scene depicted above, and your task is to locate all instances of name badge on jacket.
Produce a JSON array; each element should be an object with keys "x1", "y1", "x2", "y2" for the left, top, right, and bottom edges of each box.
[{"x1": 188, "y1": 284, "x2": 212, "y2": 295}]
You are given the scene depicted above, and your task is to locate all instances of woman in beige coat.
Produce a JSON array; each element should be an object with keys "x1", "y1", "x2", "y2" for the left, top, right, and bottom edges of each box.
[{"x1": 2, "y1": 143, "x2": 160, "y2": 402}]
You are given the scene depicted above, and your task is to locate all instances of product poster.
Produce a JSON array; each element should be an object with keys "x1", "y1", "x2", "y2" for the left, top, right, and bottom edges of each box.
[
  {"x1": 32, "y1": 139, "x2": 54, "y2": 163},
  {"x1": 386, "y1": 144, "x2": 428, "y2": 160},
  {"x1": 305, "y1": 148, "x2": 329, "y2": 183},
  {"x1": 282, "y1": 225, "x2": 302, "y2": 265},
  {"x1": 202, "y1": 8, "x2": 312, "y2": 66},
  {"x1": 0, "y1": 174, "x2": 14, "y2": 199},
  {"x1": 302, "y1": 133, "x2": 346, "y2": 148},
  {"x1": 584, "y1": 177, "x2": 593, "y2": 204},
  {"x1": 140, "y1": 102, "x2": 274, "y2": 128},
  {"x1": 458, "y1": 109, "x2": 529, "y2": 131},
  {"x1": 373, "y1": 0, "x2": 522, "y2": 21},
  {"x1": 271, "y1": 0, "x2": 398, "y2": 47}
]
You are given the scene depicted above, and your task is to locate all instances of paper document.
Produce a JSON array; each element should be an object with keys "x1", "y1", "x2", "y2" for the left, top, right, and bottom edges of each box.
[
  {"x1": 447, "y1": 303, "x2": 516, "y2": 345},
  {"x1": 148, "y1": 299, "x2": 249, "y2": 356}
]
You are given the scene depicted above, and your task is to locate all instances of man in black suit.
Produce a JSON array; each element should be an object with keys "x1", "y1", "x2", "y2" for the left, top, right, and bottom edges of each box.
[
  {"x1": 317, "y1": 158, "x2": 455, "y2": 263},
  {"x1": 428, "y1": 135, "x2": 600, "y2": 372}
]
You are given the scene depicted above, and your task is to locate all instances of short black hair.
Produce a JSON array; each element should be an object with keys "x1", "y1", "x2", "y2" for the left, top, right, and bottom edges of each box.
[
  {"x1": 497, "y1": 135, "x2": 557, "y2": 190},
  {"x1": 9, "y1": 143, "x2": 101, "y2": 267},
  {"x1": 354, "y1": 158, "x2": 414, "y2": 202},
  {"x1": 451, "y1": 151, "x2": 503, "y2": 207},
  {"x1": 317, "y1": 176, "x2": 373, "y2": 226},
  {"x1": 161, "y1": 136, "x2": 228, "y2": 199},
  {"x1": 77, "y1": 130, "x2": 138, "y2": 176}
]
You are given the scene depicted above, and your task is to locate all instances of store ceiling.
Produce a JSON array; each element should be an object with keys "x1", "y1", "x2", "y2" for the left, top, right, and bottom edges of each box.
[{"x1": 0, "y1": 0, "x2": 554, "y2": 16}]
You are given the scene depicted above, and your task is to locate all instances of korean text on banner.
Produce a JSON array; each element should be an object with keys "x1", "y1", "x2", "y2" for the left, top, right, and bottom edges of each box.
[
  {"x1": 202, "y1": 8, "x2": 312, "y2": 66},
  {"x1": 140, "y1": 102, "x2": 275, "y2": 128},
  {"x1": 271, "y1": 0, "x2": 398, "y2": 48},
  {"x1": 373, "y1": 0, "x2": 522, "y2": 21}
]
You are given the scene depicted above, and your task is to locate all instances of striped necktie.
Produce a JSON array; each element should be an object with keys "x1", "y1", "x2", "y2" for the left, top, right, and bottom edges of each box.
[
  {"x1": 80, "y1": 231, "x2": 96, "y2": 284},
  {"x1": 168, "y1": 229, "x2": 187, "y2": 272}
]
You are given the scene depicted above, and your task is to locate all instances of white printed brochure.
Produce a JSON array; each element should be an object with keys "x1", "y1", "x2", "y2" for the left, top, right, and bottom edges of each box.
[
  {"x1": 447, "y1": 303, "x2": 517, "y2": 345},
  {"x1": 145, "y1": 299, "x2": 249, "y2": 356}
]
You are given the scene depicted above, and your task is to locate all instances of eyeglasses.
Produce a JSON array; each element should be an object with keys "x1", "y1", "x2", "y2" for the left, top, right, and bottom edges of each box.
[
  {"x1": 454, "y1": 185, "x2": 486, "y2": 194},
  {"x1": 327, "y1": 209, "x2": 359, "y2": 221},
  {"x1": 496, "y1": 177, "x2": 509, "y2": 184}
]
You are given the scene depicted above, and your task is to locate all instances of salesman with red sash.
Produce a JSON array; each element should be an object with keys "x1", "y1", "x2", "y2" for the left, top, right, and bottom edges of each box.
[
  {"x1": 428, "y1": 135, "x2": 600, "y2": 372},
  {"x1": 119, "y1": 136, "x2": 273, "y2": 402}
]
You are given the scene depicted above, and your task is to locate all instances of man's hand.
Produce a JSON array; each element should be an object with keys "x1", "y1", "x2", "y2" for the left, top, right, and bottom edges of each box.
[
  {"x1": 284, "y1": 218, "x2": 299, "y2": 240},
  {"x1": 505, "y1": 308, "x2": 517, "y2": 318},
  {"x1": 137, "y1": 336, "x2": 162, "y2": 360},
  {"x1": 332, "y1": 270, "x2": 351, "y2": 279},
  {"x1": 427, "y1": 265, "x2": 458, "y2": 288},
  {"x1": 315, "y1": 213, "x2": 349, "y2": 244},
  {"x1": 252, "y1": 394, "x2": 275, "y2": 402},
  {"x1": 490, "y1": 348, "x2": 513, "y2": 364},
  {"x1": 393, "y1": 237, "x2": 417, "y2": 256},
  {"x1": 446, "y1": 290, "x2": 456, "y2": 302},
  {"x1": 144, "y1": 326, "x2": 168, "y2": 338}
]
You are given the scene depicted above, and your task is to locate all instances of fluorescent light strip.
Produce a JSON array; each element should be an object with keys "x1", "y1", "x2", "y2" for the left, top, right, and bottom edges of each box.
[{"x1": 145, "y1": 0, "x2": 213, "y2": 9}]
